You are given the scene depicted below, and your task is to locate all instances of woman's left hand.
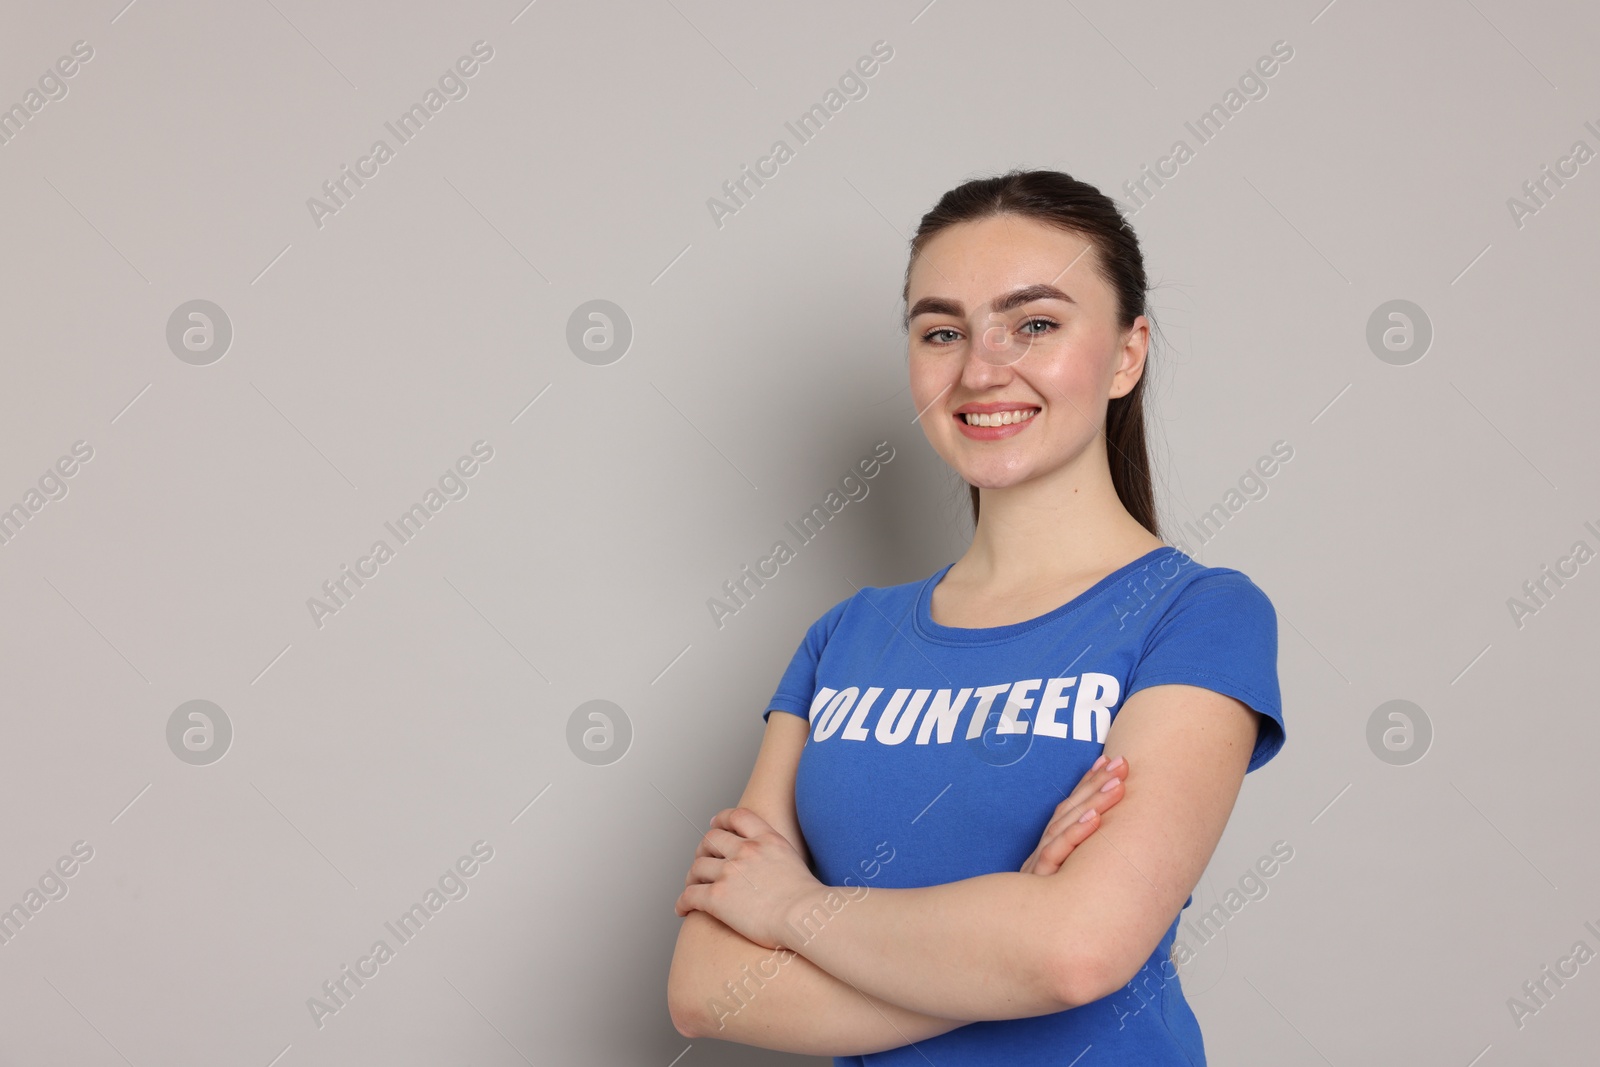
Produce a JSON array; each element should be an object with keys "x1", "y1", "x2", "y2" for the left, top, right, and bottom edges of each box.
[{"x1": 674, "y1": 806, "x2": 824, "y2": 951}]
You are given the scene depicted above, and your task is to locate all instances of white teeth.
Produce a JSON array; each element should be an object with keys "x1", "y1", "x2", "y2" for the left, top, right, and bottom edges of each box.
[{"x1": 962, "y1": 408, "x2": 1039, "y2": 427}]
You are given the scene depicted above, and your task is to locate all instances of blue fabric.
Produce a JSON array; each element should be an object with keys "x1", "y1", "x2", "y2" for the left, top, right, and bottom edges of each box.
[{"x1": 762, "y1": 546, "x2": 1285, "y2": 1066}]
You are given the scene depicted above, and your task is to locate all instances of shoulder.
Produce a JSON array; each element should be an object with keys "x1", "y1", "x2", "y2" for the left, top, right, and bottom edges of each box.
[
  {"x1": 1120, "y1": 552, "x2": 1286, "y2": 770},
  {"x1": 1137, "y1": 555, "x2": 1279, "y2": 665},
  {"x1": 1110, "y1": 549, "x2": 1276, "y2": 633},
  {"x1": 1171, "y1": 561, "x2": 1276, "y2": 615}
]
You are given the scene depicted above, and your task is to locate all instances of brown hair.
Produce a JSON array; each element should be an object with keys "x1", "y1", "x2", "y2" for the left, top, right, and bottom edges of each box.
[{"x1": 901, "y1": 168, "x2": 1159, "y2": 537}]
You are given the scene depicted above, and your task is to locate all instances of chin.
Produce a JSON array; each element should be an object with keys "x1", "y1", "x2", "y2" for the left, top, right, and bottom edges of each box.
[{"x1": 954, "y1": 462, "x2": 1036, "y2": 491}]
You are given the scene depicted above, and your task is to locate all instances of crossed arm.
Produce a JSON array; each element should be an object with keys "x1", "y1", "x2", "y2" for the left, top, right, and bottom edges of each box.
[{"x1": 665, "y1": 682, "x2": 1260, "y2": 1057}]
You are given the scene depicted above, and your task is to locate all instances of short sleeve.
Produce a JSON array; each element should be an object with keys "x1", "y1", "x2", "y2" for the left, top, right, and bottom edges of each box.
[
  {"x1": 763, "y1": 594, "x2": 854, "y2": 724},
  {"x1": 1124, "y1": 571, "x2": 1286, "y2": 772}
]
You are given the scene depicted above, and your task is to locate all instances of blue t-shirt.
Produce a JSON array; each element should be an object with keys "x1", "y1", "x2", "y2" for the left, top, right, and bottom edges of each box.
[{"x1": 763, "y1": 545, "x2": 1284, "y2": 1066}]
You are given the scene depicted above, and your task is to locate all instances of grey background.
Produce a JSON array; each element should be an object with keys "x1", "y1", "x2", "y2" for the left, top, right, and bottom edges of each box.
[{"x1": 1, "y1": 0, "x2": 1596, "y2": 1064}]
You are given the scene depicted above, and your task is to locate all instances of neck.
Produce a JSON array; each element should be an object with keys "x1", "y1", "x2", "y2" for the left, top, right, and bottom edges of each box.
[{"x1": 960, "y1": 436, "x2": 1162, "y2": 587}]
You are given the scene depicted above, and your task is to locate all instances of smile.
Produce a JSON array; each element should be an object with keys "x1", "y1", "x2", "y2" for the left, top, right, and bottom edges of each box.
[
  {"x1": 960, "y1": 408, "x2": 1039, "y2": 427},
  {"x1": 952, "y1": 405, "x2": 1041, "y2": 441}
]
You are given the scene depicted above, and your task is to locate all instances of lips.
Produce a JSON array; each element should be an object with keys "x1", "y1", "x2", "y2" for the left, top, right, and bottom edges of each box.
[
  {"x1": 953, "y1": 403, "x2": 1040, "y2": 440},
  {"x1": 953, "y1": 402, "x2": 1041, "y2": 426}
]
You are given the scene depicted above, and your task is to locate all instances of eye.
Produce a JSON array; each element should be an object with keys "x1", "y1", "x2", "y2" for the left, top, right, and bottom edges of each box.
[
  {"x1": 1020, "y1": 317, "x2": 1059, "y2": 335},
  {"x1": 920, "y1": 326, "x2": 962, "y2": 345}
]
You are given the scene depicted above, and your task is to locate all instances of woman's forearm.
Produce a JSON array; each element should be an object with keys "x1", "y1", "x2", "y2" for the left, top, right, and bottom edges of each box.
[
  {"x1": 780, "y1": 872, "x2": 1097, "y2": 1021},
  {"x1": 668, "y1": 910, "x2": 968, "y2": 1056}
]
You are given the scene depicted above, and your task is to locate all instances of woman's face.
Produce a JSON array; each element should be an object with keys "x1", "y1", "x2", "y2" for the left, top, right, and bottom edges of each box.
[{"x1": 905, "y1": 213, "x2": 1148, "y2": 493}]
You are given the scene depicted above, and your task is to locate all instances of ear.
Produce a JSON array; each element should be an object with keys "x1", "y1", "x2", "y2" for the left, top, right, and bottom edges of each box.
[{"x1": 1109, "y1": 315, "x2": 1150, "y2": 400}]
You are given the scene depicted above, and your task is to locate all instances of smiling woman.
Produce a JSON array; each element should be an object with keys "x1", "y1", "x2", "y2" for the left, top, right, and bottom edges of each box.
[{"x1": 666, "y1": 169, "x2": 1287, "y2": 1066}]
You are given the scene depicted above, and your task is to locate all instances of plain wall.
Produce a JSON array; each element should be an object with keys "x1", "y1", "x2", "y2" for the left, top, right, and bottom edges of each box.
[{"x1": 0, "y1": 0, "x2": 1597, "y2": 1063}]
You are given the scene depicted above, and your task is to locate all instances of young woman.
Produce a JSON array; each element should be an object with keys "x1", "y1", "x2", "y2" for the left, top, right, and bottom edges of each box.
[{"x1": 666, "y1": 169, "x2": 1286, "y2": 1065}]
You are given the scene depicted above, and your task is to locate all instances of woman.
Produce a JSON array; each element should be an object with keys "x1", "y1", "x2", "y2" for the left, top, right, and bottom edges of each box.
[{"x1": 666, "y1": 169, "x2": 1286, "y2": 1064}]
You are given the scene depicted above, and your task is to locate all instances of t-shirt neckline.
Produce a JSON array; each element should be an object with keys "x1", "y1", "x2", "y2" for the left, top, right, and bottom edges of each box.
[{"x1": 912, "y1": 545, "x2": 1179, "y2": 646}]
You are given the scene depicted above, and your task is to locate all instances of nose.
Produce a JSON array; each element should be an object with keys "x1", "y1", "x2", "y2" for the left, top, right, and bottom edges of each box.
[{"x1": 961, "y1": 336, "x2": 1016, "y2": 389}]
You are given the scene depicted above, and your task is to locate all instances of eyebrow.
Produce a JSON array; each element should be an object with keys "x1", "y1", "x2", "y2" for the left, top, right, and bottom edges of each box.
[{"x1": 905, "y1": 283, "x2": 1076, "y2": 327}]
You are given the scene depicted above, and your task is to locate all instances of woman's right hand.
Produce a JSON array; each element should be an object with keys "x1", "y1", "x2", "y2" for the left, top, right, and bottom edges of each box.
[{"x1": 1019, "y1": 754, "x2": 1129, "y2": 876}]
